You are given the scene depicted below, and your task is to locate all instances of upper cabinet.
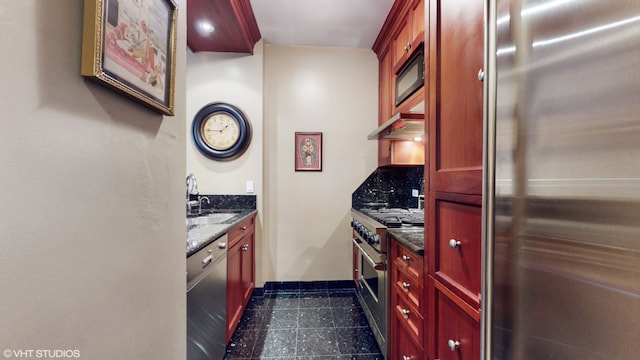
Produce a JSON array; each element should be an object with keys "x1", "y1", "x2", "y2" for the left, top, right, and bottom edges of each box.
[
  {"x1": 392, "y1": 0, "x2": 425, "y2": 73},
  {"x1": 428, "y1": 0, "x2": 484, "y2": 195},
  {"x1": 372, "y1": 0, "x2": 426, "y2": 167}
]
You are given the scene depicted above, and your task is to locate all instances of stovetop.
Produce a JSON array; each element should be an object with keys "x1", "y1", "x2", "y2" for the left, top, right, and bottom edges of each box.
[{"x1": 360, "y1": 208, "x2": 424, "y2": 228}]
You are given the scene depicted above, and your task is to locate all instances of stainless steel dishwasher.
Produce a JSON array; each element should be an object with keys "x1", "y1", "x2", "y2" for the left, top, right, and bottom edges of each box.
[{"x1": 187, "y1": 234, "x2": 228, "y2": 360}]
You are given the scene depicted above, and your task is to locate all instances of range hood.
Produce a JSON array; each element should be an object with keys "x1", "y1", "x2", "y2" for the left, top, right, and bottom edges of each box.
[{"x1": 367, "y1": 101, "x2": 425, "y2": 140}]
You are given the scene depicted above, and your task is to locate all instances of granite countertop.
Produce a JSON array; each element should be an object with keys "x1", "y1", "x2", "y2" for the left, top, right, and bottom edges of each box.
[
  {"x1": 388, "y1": 227, "x2": 424, "y2": 256},
  {"x1": 186, "y1": 209, "x2": 257, "y2": 257}
]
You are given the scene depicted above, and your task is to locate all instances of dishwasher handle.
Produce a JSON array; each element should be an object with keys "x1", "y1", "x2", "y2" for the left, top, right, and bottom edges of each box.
[{"x1": 202, "y1": 255, "x2": 213, "y2": 268}]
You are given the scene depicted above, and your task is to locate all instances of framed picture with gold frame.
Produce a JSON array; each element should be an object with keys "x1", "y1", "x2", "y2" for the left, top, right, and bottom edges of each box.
[
  {"x1": 81, "y1": 0, "x2": 177, "y2": 116},
  {"x1": 295, "y1": 132, "x2": 322, "y2": 171}
]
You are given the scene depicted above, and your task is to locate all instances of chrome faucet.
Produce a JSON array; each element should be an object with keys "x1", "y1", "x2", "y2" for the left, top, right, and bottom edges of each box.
[{"x1": 199, "y1": 196, "x2": 210, "y2": 208}]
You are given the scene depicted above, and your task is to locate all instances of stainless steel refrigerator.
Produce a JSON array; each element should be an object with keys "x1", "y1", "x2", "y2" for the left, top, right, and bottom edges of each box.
[{"x1": 483, "y1": 0, "x2": 640, "y2": 359}]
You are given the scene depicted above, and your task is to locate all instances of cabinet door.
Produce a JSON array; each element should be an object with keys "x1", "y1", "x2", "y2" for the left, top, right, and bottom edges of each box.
[
  {"x1": 393, "y1": 17, "x2": 413, "y2": 69},
  {"x1": 378, "y1": 49, "x2": 393, "y2": 167},
  {"x1": 379, "y1": 49, "x2": 393, "y2": 124},
  {"x1": 432, "y1": 279, "x2": 480, "y2": 360},
  {"x1": 412, "y1": 0, "x2": 425, "y2": 43},
  {"x1": 240, "y1": 234, "x2": 255, "y2": 305},
  {"x1": 391, "y1": 307, "x2": 424, "y2": 360},
  {"x1": 226, "y1": 242, "x2": 242, "y2": 343},
  {"x1": 429, "y1": 0, "x2": 484, "y2": 195},
  {"x1": 429, "y1": 192, "x2": 482, "y2": 307}
]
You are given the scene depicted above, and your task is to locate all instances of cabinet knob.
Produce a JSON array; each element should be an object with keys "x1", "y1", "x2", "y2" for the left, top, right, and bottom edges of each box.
[
  {"x1": 448, "y1": 339, "x2": 460, "y2": 351},
  {"x1": 241, "y1": 226, "x2": 247, "y2": 231},
  {"x1": 402, "y1": 308, "x2": 411, "y2": 317},
  {"x1": 402, "y1": 255, "x2": 411, "y2": 263},
  {"x1": 478, "y1": 68, "x2": 485, "y2": 81},
  {"x1": 402, "y1": 356, "x2": 411, "y2": 360},
  {"x1": 242, "y1": 244, "x2": 249, "y2": 252},
  {"x1": 402, "y1": 282, "x2": 411, "y2": 290},
  {"x1": 449, "y1": 239, "x2": 461, "y2": 249},
  {"x1": 218, "y1": 242, "x2": 227, "y2": 249}
]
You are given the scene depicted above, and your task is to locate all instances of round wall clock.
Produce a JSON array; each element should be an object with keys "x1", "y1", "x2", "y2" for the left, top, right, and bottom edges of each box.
[{"x1": 192, "y1": 102, "x2": 252, "y2": 161}]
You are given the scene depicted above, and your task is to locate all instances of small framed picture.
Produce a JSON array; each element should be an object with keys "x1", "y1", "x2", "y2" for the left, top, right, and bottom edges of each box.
[{"x1": 294, "y1": 132, "x2": 322, "y2": 171}]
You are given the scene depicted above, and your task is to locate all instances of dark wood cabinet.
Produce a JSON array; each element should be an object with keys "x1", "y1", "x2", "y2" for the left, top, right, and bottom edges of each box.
[
  {"x1": 374, "y1": 0, "x2": 426, "y2": 167},
  {"x1": 429, "y1": 192, "x2": 482, "y2": 308},
  {"x1": 226, "y1": 214, "x2": 255, "y2": 343},
  {"x1": 424, "y1": 0, "x2": 484, "y2": 358},
  {"x1": 428, "y1": 0, "x2": 484, "y2": 196},
  {"x1": 392, "y1": 0, "x2": 425, "y2": 73},
  {"x1": 392, "y1": 310, "x2": 424, "y2": 360},
  {"x1": 429, "y1": 277, "x2": 481, "y2": 360},
  {"x1": 390, "y1": 237, "x2": 426, "y2": 359}
]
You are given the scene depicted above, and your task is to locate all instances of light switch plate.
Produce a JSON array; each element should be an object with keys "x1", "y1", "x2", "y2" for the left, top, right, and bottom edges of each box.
[
  {"x1": 412, "y1": 189, "x2": 419, "y2": 197},
  {"x1": 246, "y1": 181, "x2": 254, "y2": 193}
]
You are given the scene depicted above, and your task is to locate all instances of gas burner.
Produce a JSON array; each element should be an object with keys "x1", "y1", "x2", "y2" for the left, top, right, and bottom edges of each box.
[
  {"x1": 401, "y1": 215, "x2": 424, "y2": 226},
  {"x1": 377, "y1": 208, "x2": 411, "y2": 213},
  {"x1": 359, "y1": 208, "x2": 424, "y2": 228},
  {"x1": 377, "y1": 216, "x2": 403, "y2": 228}
]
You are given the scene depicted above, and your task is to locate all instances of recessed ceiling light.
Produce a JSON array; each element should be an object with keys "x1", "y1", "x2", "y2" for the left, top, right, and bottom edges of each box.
[{"x1": 196, "y1": 20, "x2": 215, "y2": 36}]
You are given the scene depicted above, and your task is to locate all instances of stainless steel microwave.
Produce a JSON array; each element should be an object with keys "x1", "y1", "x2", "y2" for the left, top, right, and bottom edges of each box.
[{"x1": 395, "y1": 46, "x2": 424, "y2": 106}]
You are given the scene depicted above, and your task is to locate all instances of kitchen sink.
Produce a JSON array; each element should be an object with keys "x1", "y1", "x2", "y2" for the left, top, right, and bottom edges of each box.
[{"x1": 186, "y1": 212, "x2": 238, "y2": 225}]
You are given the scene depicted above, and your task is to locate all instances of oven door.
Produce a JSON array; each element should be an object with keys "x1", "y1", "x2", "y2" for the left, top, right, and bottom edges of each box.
[{"x1": 352, "y1": 238, "x2": 387, "y2": 353}]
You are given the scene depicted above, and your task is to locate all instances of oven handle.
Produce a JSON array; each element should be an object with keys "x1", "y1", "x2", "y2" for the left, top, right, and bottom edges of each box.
[{"x1": 352, "y1": 238, "x2": 385, "y2": 271}]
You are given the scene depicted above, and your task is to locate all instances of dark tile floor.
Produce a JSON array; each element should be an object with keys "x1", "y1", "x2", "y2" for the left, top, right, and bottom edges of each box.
[{"x1": 224, "y1": 288, "x2": 384, "y2": 359}]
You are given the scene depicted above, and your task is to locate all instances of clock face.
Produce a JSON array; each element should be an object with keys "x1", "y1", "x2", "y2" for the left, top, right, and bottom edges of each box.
[
  {"x1": 192, "y1": 102, "x2": 252, "y2": 161},
  {"x1": 202, "y1": 112, "x2": 240, "y2": 151}
]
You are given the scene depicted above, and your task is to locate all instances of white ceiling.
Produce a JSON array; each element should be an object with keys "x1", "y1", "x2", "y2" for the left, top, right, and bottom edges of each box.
[{"x1": 249, "y1": 0, "x2": 395, "y2": 48}]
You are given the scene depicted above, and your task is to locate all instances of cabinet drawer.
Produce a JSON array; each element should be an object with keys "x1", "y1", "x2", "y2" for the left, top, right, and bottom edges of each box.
[
  {"x1": 228, "y1": 215, "x2": 254, "y2": 248},
  {"x1": 392, "y1": 265, "x2": 423, "y2": 312},
  {"x1": 393, "y1": 243, "x2": 423, "y2": 281},
  {"x1": 392, "y1": 287, "x2": 424, "y2": 344},
  {"x1": 432, "y1": 196, "x2": 481, "y2": 306},
  {"x1": 391, "y1": 308, "x2": 424, "y2": 360},
  {"x1": 433, "y1": 280, "x2": 480, "y2": 360}
]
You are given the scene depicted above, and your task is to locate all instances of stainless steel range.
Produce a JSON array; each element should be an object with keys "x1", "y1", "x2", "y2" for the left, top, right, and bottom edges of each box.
[{"x1": 350, "y1": 207, "x2": 424, "y2": 358}]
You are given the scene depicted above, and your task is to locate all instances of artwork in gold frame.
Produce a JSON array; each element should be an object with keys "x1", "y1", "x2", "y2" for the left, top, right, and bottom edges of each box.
[{"x1": 81, "y1": 0, "x2": 177, "y2": 115}]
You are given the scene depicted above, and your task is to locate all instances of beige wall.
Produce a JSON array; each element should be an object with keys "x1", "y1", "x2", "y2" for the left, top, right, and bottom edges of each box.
[
  {"x1": 0, "y1": 1, "x2": 187, "y2": 359},
  {"x1": 263, "y1": 45, "x2": 378, "y2": 282},
  {"x1": 186, "y1": 42, "x2": 265, "y2": 285},
  {"x1": 186, "y1": 44, "x2": 378, "y2": 284}
]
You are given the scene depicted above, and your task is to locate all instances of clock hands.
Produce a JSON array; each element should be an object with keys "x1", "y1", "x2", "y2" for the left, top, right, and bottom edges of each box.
[{"x1": 206, "y1": 122, "x2": 231, "y2": 133}]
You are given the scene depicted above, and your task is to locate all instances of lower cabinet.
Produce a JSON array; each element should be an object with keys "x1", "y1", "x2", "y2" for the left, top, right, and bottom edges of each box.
[
  {"x1": 226, "y1": 214, "x2": 256, "y2": 343},
  {"x1": 429, "y1": 277, "x2": 480, "y2": 360},
  {"x1": 390, "y1": 237, "x2": 425, "y2": 359},
  {"x1": 392, "y1": 309, "x2": 424, "y2": 360}
]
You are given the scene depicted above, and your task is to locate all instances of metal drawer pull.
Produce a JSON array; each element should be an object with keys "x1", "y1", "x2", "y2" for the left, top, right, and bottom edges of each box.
[
  {"x1": 402, "y1": 308, "x2": 410, "y2": 317},
  {"x1": 402, "y1": 255, "x2": 411, "y2": 262},
  {"x1": 448, "y1": 339, "x2": 460, "y2": 351},
  {"x1": 218, "y1": 242, "x2": 227, "y2": 249},
  {"x1": 478, "y1": 68, "x2": 485, "y2": 81},
  {"x1": 202, "y1": 255, "x2": 213, "y2": 267},
  {"x1": 449, "y1": 239, "x2": 461, "y2": 249},
  {"x1": 402, "y1": 356, "x2": 411, "y2": 360},
  {"x1": 402, "y1": 282, "x2": 411, "y2": 290}
]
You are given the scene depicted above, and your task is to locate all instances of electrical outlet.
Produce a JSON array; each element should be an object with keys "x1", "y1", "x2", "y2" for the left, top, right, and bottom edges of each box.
[{"x1": 412, "y1": 189, "x2": 419, "y2": 197}]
